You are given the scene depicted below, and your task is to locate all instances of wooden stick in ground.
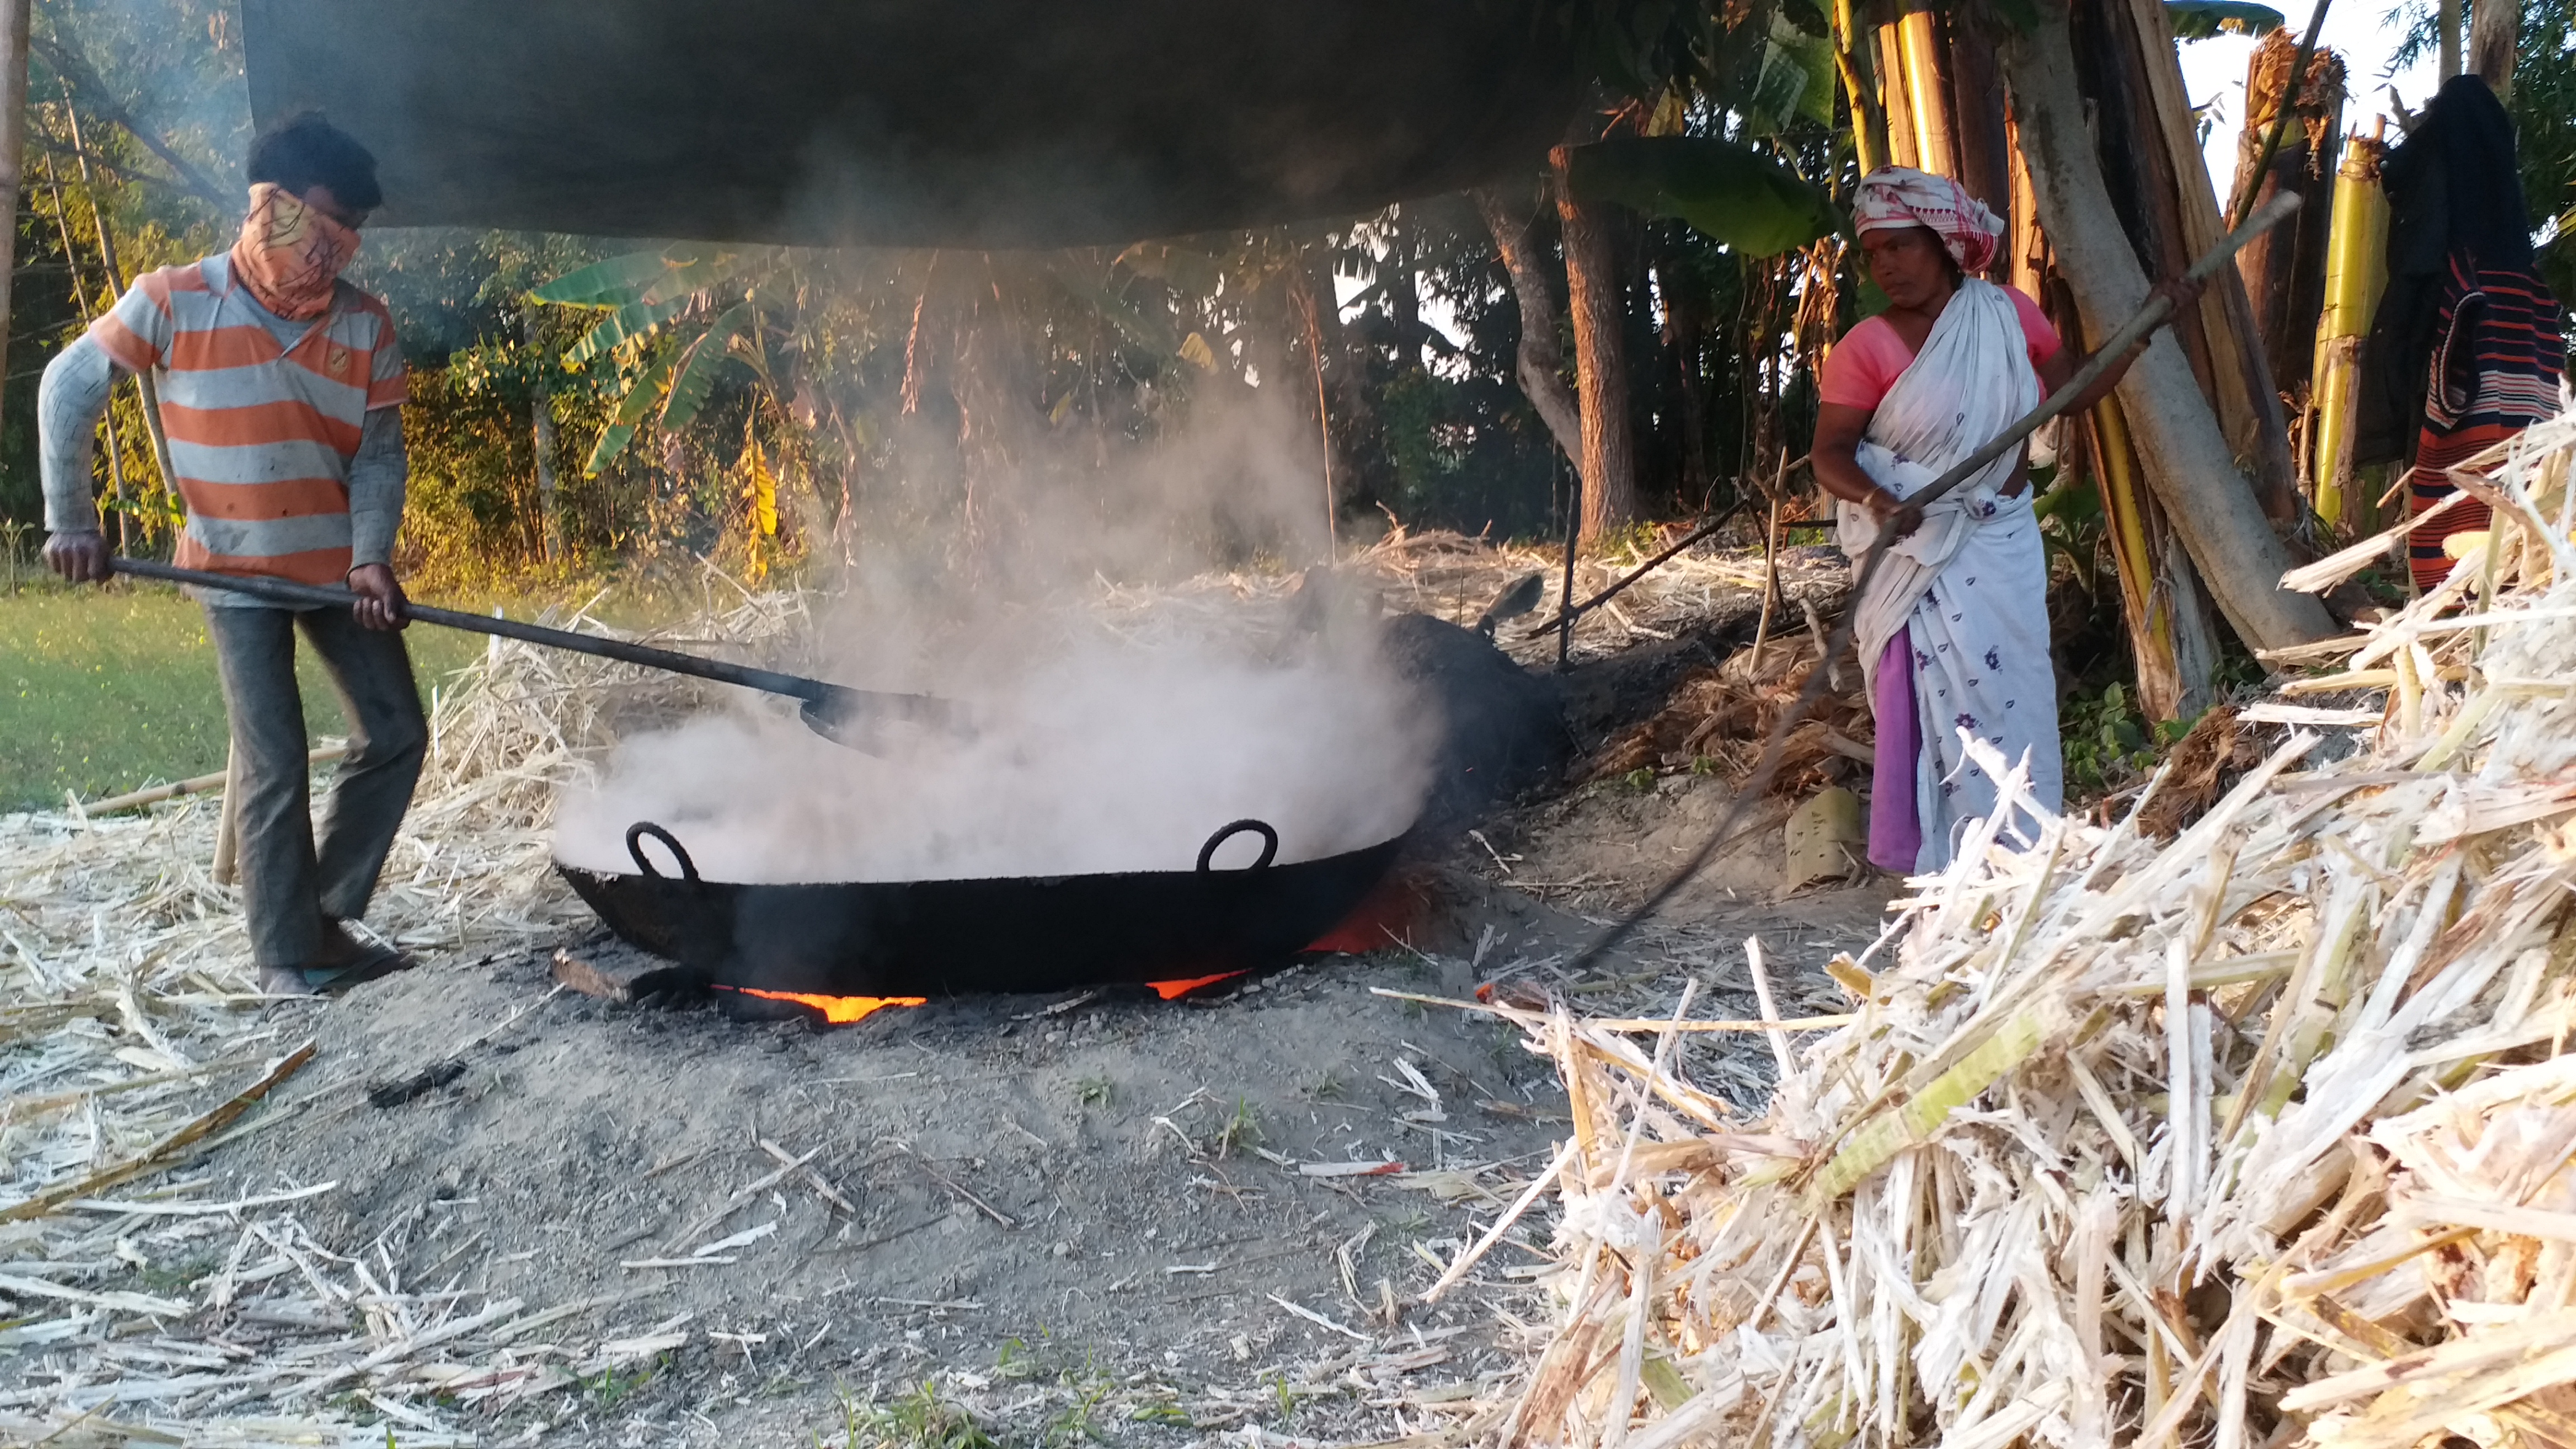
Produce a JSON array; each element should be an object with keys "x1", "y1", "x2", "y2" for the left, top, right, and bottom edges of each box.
[
  {"x1": 1558, "y1": 457, "x2": 1583, "y2": 669},
  {"x1": 1564, "y1": 191, "x2": 2304, "y2": 973},
  {"x1": 211, "y1": 740, "x2": 240, "y2": 886},
  {"x1": 1517, "y1": 489, "x2": 1759, "y2": 642},
  {"x1": 1751, "y1": 494, "x2": 1783, "y2": 660}
]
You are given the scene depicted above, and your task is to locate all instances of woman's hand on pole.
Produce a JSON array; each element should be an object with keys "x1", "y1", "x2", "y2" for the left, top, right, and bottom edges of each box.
[{"x1": 1873, "y1": 490, "x2": 1925, "y2": 539}]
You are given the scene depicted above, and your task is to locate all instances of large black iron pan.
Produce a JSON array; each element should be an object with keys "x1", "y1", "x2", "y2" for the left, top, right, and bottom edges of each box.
[{"x1": 557, "y1": 818, "x2": 1404, "y2": 997}]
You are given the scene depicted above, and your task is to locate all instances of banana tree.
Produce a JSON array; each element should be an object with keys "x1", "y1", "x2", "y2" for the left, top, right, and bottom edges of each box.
[{"x1": 529, "y1": 244, "x2": 796, "y2": 476}]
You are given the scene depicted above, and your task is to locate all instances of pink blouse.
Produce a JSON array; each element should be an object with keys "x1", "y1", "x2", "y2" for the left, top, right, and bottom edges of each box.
[{"x1": 1817, "y1": 286, "x2": 2064, "y2": 411}]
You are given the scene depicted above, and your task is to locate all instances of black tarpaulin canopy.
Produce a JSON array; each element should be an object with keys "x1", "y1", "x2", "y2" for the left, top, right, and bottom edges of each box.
[{"x1": 240, "y1": 1, "x2": 1586, "y2": 248}]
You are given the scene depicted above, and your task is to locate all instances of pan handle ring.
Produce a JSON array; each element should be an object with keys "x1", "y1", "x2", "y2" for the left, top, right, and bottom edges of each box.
[
  {"x1": 1197, "y1": 819, "x2": 1279, "y2": 873},
  {"x1": 626, "y1": 822, "x2": 702, "y2": 884}
]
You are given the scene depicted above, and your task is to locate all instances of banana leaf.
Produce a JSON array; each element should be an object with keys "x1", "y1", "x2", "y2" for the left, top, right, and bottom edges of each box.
[
  {"x1": 565, "y1": 296, "x2": 692, "y2": 366},
  {"x1": 1564, "y1": 136, "x2": 1838, "y2": 257},
  {"x1": 1744, "y1": 13, "x2": 1839, "y2": 135},
  {"x1": 1044, "y1": 272, "x2": 1182, "y2": 359},
  {"x1": 2165, "y1": 0, "x2": 2286, "y2": 39},
  {"x1": 656, "y1": 303, "x2": 760, "y2": 436},
  {"x1": 585, "y1": 352, "x2": 681, "y2": 476}
]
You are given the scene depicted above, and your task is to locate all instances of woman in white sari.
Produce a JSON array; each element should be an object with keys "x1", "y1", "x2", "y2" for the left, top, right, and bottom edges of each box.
[{"x1": 1812, "y1": 168, "x2": 2199, "y2": 873}]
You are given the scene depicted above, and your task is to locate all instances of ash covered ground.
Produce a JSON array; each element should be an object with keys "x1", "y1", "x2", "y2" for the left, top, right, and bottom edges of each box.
[{"x1": 168, "y1": 859, "x2": 1886, "y2": 1447}]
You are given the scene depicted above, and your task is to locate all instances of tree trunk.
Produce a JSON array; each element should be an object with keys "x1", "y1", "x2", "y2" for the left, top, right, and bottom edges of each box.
[
  {"x1": 1476, "y1": 186, "x2": 1584, "y2": 471},
  {"x1": 2228, "y1": 30, "x2": 2345, "y2": 394},
  {"x1": 527, "y1": 313, "x2": 561, "y2": 561},
  {"x1": 0, "y1": 0, "x2": 31, "y2": 427},
  {"x1": 2083, "y1": 0, "x2": 2301, "y2": 524},
  {"x1": 1655, "y1": 243, "x2": 1710, "y2": 512},
  {"x1": 2004, "y1": 2, "x2": 2335, "y2": 651},
  {"x1": 1551, "y1": 145, "x2": 1637, "y2": 543},
  {"x1": 1947, "y1": 13, "x2": 2016, "y2": 234},
  {"x1": 2468, "y1": 0, "x2": 2519, "y2": 97},
  {"x1": 2438, "y1": 0, "x2": 2462, "y2": 80}
]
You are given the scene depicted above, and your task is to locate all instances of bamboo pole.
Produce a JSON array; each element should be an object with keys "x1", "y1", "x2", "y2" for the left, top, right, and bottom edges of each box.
[
  {"x1": 81, "y1": 743, "x2": 348, "y2": 817},
  {"x1": 2309, "y1": 122, "x2": 2389, "y2": 530},
  {"x1": 1895, "y1": 10, "x2": 1958, "y2": 177},
  {"x1": 40, "y1": 153, "x2": 129, "y2": 553},
  {"x1": 1832, "y1": 0, "x2": 1890, "y2": 173},
  {"x1": 61, "y1": 87, "x2": 179, "y2": 506},
  {"x1": 0, "y1": 0, "x2": 32, "y2": 420}
]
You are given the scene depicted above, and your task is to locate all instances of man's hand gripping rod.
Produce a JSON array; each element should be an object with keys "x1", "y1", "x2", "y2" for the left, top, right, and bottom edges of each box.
[{"x1": 1565, "y1": 190, "x2": 2304, "y2": 973}]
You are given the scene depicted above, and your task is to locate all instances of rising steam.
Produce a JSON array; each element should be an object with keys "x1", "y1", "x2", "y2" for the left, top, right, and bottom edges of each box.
[{"x1": 551, "y1": 389, "x2": 1438, "y2": 884}]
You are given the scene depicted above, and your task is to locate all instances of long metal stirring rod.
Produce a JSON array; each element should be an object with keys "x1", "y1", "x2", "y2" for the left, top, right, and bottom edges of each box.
[{"x1": 1563, "y1": 190, "x2": 2305, "y2": 973}]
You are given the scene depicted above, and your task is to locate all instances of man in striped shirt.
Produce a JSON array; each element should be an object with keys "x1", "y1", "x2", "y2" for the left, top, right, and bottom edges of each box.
[{"x1": 40, "y1": 113, "x2": 426, "y2": 997}]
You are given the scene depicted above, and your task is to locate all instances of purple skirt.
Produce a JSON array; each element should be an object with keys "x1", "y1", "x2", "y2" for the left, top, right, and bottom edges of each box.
[{"x1": 1868, "y1": 627, "x2": 1922, "y2": 873}]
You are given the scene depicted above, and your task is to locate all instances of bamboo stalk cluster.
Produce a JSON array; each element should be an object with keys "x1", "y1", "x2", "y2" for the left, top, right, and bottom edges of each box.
[{"x1": 1500, "y1": 415, "x2": 2576, "y2": 1449}]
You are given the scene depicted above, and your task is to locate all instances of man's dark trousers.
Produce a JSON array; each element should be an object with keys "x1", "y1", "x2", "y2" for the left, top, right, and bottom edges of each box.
[{"x1": 204, "y1": 604, "x2": 427, "y2": 970}]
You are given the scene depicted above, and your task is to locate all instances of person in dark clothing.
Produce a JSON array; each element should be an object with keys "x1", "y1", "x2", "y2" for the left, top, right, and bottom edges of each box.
[{"x1": 2355, "y1": 74, "x2": 2565, "y2": 590}]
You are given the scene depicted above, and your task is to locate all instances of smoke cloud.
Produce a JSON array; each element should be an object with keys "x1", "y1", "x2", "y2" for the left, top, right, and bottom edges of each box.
[{"x1": 552, "y1": 385, "x2": 1439, "y2": 884}]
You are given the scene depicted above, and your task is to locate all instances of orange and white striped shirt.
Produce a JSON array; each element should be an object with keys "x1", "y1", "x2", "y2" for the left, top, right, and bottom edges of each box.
[{"x1": 83, "y1": 253, "x2": 407, "y2": 586}]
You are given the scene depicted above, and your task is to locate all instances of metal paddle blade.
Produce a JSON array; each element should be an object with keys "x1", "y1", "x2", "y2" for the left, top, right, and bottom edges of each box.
[
  {"x1": 797, "y1": 685, "x2": 974, "y2": 755},
  {"x1": 798, "y1": 694, "x2": 887, "y2": 755}
]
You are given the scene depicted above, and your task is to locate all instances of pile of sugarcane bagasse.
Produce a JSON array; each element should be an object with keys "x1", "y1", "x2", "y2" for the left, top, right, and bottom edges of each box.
[{"x1": 1481, "y1": 414, "x2": 2576, "y2": 1449}]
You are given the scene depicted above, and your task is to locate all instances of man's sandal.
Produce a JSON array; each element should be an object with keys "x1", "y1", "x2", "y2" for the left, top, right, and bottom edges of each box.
[{"x1": 269, "y1": 921, "x2": 419, "y2": 996}]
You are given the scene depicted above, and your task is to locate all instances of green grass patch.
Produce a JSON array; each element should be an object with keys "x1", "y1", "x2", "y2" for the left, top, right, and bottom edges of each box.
[{"x1": 0, "y1": 583, "x2": 487, "y2": 812}]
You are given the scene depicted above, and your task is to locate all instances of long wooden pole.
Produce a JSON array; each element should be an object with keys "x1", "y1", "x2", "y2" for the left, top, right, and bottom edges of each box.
[
  {"x1": 61, "y1": 85, "x2": 179, "y2": 504},
  {"x1": 0, "y1": 0, "x2": 33, "y2": 419},
  {"x1": 109, "y1": 557, "x2": 966, "y2": 731},
  {"x1": 40, "y1": 153, "x2": 129, "y2": 552}
]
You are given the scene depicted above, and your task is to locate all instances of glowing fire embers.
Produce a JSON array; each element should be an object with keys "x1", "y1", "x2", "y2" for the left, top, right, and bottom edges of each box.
[
  {"x1": 713, "y1": 973, "x2": 1246, "y2": 1024},
  {"x1": 722, "y1": 986, "x2": 926, "y2": 1023},
  {"x1": 1144, "y1": 972, "x2": 1246, "y2": 1001}
]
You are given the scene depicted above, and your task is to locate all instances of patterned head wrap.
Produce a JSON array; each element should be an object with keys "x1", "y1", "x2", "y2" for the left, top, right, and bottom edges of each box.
[
  {"x1": 1852, "y1": 167, "x2": 2004, "y2": 274},
  {"x1": 230, "y1": 183, "x2": 360, "y2": 321}
]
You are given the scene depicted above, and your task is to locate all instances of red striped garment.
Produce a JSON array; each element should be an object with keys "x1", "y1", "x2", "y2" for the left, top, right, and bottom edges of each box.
[
  {"x1": 2405, "y1": 255, "x2": 2565, "y2": 591},
  {"x1": 89, "y1": 254, "x2": 406, "y2": 586}
]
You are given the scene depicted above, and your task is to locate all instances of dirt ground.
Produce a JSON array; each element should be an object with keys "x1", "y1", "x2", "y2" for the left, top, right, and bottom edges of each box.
[{"x1": 141, "y1": 836, "x2": 1890, "y2": 1446}]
